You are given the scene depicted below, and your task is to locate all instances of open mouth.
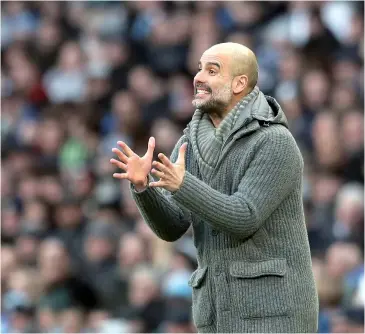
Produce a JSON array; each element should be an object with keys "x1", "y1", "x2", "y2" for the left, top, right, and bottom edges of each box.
[{"x1": 195, "y1": 88, "x2": 211, "y2": 97}]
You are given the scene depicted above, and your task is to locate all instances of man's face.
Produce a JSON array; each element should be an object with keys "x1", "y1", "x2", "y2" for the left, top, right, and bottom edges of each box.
[{"x1": 192, "y1": 51, "x2": 233, "y2": 114}]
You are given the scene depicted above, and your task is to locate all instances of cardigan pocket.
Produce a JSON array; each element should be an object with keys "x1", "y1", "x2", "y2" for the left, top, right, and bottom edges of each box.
[
  {"x1": 188, "y1": 267, "x2": 214, "y2": 328},
  {"x1": 229, "y1": 258, "x2": 293, "y2": 319}
]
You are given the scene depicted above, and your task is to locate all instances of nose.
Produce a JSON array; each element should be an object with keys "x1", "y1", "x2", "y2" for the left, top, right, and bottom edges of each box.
[{"x1": 194, "y1": 71, "x2": 207, "y2": 87}]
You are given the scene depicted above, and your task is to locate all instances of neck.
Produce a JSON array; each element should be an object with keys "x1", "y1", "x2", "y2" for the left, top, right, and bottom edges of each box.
[
  {"x1": 209, "y1": 94, "x2": 245, "y2": 127},
  {"x1": 209, "y1": 113, "x2": 224, "y2": 127}
]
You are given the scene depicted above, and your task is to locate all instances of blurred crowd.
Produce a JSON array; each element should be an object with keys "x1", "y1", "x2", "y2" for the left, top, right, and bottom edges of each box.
[{"x1": 1, "y1": 1, "x2": 364, "y2": 333}]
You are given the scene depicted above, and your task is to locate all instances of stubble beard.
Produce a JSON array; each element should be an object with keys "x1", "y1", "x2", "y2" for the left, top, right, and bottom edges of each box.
[{"x1": 192, "y1": 83, "x2": 233, "y2": 115}]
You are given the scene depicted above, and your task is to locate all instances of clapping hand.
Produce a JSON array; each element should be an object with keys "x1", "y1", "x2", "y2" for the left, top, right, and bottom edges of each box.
[
  {"x1": 111, "y1": 137, "x2": 187, "y2": 193},
  {"x1": 149, "y1": 143, "x2": 187, "y2": 192},
  {"x1": 110, "y1": 137, "x2": 155, "y2": 190}
]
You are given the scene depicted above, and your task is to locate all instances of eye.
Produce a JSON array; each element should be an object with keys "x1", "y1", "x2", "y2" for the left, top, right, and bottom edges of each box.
[{"x1": 209, "y1": 69, "x2": 216, "y2": 75}]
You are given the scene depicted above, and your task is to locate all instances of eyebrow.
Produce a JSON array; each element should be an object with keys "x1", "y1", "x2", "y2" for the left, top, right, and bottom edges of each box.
[{"x1": 198, "y1": 61, "x2": 221, "y2": 69}]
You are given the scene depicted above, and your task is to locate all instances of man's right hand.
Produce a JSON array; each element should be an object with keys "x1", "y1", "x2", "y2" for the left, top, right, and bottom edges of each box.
[{"x1": 110, "y1": 137, "x2": 155, "y2": 191}]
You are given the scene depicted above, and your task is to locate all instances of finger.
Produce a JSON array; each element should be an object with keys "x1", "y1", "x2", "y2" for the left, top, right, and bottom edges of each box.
[
  {"x1": 152, "y1": 161, "x2": 169, "y2": 173},
  {"x1": 117, "y1": 141, "x2": 134, "y2": 157},
  {"x1": 177, "y1": 143, "x2": 188, "y2": 165},
  {"x1": 151, "y1": 168, "x2": 164, "y2": 179},
  {"x1": 110, "y1": 158, "x2": 127, "y2": 171},
  {"x1": 112, "y1": 148, "x2": 128, "y2": 164},
  {"x1": 158, "y1": 153, "x2": 173, "y2": 168},
  {"x1": 145, "y1": 137, "x2": 155, "y2": 159},
  {"x1": 149, "y1": 180, "x2": 165, "y2": 188},
  {"x1": 112, "y1": 173, "x2": 129, "y2": 180}
]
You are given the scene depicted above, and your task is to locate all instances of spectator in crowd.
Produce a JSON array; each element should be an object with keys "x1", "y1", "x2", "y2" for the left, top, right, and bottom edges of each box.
[{"x1": 1, "y1": 1, "x2": 363, "y2": 333}]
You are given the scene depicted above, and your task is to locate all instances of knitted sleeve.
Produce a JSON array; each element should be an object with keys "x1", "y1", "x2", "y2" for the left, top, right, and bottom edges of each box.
[
  {"x1": 130, "y1": 135, "x2": 191, "y2": 242},
  {"x1": 171, "y1": 128, "x2": 303, "y2": 239}
]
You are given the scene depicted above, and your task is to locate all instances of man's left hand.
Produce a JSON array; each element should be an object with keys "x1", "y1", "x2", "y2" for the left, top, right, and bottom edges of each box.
[{"x1": 149, "y1": 143, "x2": 188, "y2": 192}]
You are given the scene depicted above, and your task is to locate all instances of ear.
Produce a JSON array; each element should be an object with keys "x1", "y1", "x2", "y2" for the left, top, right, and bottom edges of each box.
[{"x1": 232, "y1": 75, "x2": 248, "y2": 94}]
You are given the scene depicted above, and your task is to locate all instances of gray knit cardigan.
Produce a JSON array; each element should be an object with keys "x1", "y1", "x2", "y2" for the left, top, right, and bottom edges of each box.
[{"x1": 130, "y1": 87, "x2": 319, "y2": 333}]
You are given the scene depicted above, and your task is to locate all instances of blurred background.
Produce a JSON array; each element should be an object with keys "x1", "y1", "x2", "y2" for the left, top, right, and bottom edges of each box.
[{"x1": 1, "y1": 1, "x2": 364, "y2": 333}]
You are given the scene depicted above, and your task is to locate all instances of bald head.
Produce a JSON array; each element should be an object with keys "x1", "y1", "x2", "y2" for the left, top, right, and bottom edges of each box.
[
  {"x1": 193, "y1": 42, "x2": 259, "y2": 120},
  {"x1": 204, "y1": 42, "x2": 259, "y2": 90}
]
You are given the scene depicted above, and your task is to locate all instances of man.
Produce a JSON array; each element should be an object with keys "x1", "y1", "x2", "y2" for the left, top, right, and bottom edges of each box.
[{"x1": 110, "y1": 43, "x2": 319, "y2": 333}]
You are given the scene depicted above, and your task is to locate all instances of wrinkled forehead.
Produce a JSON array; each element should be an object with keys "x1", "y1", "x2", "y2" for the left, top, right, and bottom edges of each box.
[{"x1": 199, "y1": 49, "x2": 233, "y2": 69}]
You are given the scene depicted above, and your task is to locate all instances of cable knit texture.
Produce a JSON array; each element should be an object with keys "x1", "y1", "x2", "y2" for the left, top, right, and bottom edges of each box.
[
  {"x1": 131, "y1": 87, "x2": 319, "y2": 333},
  {"x1": 191, "y1": 86, "x2": 260, "y2": 176}
]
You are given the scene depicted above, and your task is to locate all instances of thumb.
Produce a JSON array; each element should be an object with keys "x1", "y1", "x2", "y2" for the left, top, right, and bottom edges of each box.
[
  {"x1": 146, "y1": 137, "x2": 155, "y2": 159},
  {"x1": 177, "y1": 143, "x2": 187, "y2": 165}
]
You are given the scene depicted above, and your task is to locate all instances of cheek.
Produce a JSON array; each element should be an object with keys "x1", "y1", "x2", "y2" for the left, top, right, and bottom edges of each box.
[{"x1": 210, "y1": 83, "x2": 223, "y2": 96}]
